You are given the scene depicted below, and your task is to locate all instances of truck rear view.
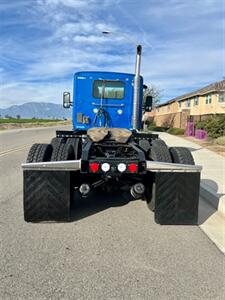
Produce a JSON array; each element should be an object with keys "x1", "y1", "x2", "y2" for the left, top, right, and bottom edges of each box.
[{"x1": 22, "y1": 45, "x2": 201, "y2": 225}]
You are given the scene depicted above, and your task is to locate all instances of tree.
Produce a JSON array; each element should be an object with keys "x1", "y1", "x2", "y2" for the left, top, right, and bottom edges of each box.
[
  {"x1": 5, "y1": 114, "x2": 12, "y2": 119},
  {"x1": 143, "y1": 84, "x2": 162, "y2": 108},
  {"x1": 16, "y1": 114, "x2": 21, "y2": 119}
]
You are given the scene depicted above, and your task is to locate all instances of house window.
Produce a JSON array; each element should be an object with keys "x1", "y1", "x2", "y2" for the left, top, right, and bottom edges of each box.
[
  {"x1": 218, "y1": 93, "x2": 225, "y2": 103},
  {"x1": 167, "y1": 105, "x2": 170, "y2": 111},
  {"x1": 186, "y1": 99, "x2": 191, "y2": 107},
  {"x1": 205, "y1": 94, "x2": 212, "y2": 104},
  {"x1": 194, "y1": 96, "x2": 199, "y2": 106},
  {"x1": 178, "y1": 101, "x2": 182, "y2": 108}
]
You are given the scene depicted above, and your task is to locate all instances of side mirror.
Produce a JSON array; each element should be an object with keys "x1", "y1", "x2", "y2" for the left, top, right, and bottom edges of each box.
[
  {"x1": 63, "y1": 92, "x2": 72, "y2": 108},
  {"x1": 145, "y1": 96, "x2": 152, "y2": 112}
]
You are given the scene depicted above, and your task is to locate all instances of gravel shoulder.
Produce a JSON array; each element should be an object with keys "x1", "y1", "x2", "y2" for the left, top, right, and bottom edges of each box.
[{"x1": 0, "y1": 120, "x2": 71, "y2": 131}]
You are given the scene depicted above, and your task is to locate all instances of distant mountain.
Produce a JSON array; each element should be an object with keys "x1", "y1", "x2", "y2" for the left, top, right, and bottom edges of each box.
[{"x1": 0, "y1": 102, "x2": 72, "y2": 119}]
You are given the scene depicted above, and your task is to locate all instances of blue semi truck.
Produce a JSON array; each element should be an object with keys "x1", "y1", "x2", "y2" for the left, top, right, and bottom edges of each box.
[{"x1": 22, "y1": 45, "x2": 201, "y2": 225}]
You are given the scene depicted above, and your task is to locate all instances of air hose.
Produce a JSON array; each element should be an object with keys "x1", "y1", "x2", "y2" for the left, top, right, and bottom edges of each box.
[{"x1": 93, "y1": 108, "x2": 110, "y2": 127}]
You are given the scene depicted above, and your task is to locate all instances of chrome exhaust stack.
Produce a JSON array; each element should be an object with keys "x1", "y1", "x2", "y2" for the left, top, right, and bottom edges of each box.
[{"x1": 132, "y1": 45, "x2": 142, "y2": 130}]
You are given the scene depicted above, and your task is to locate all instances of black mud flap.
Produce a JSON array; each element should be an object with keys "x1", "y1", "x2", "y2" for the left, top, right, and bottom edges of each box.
[
  {"x1": 154, "y1": 172, "x2": 200, "y2": 225},
  {"x1": 23, "y1": 170, "x2": 72, "y2": 222}
]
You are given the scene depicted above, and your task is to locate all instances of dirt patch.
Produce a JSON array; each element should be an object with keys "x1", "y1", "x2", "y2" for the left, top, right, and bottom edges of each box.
[
  {"x1": 182, "y1": 136, "x2": 225, "y2": 157},
  {"x1": 0, "y1": 120, "x2": 71, "y2": 131}
]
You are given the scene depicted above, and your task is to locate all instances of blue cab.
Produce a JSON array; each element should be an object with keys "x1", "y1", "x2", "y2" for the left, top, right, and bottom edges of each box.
[{"x1": 72, "y1": 71, "x2": 143, "y2": 130}]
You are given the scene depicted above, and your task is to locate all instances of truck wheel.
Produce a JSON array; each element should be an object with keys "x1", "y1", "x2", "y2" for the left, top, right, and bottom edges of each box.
[
  {"x1": 24, "y1": 143, "x2": 70, "y2": 222},
  {"x1": 146, "y1": 181, "x2": 156, "y2": 211},
  {"x1": 66, "y1": 138, "x2": 82, "y2": 159},
  {"x1": 153, "y1": 139, "x2": 167, "y2": 148},
  {"x1": 169, "y1": 147, "x2": 194, "y2": 165},
  {"x1": 149, "y1": 139, "x2": 172, "y2": 162},
  {"x1": 138, "y1": 139, "x2": 151, "y2": 154},
  {"x1": 51, "y1": 143, "x2": 75, "y2": 161},
  {"x1": 147, "y1": 140, "x2": 172, "y2": 211},
  {"x1": 26, "y1": 143, "x2": 53, "y2": 163},
  {"x1": 50, "y1": 137, "x2": 64, "y2": 148}
]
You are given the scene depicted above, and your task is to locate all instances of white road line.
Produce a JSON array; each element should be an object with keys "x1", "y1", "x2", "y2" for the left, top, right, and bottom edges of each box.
[{"x1": 0, "y1": 145, "x2": 30, "y2": 157}]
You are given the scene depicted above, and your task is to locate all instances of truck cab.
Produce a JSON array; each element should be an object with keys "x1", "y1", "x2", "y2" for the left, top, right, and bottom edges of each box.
[{"x1": 67, "y1": 71, "x2": 143, "y2": 130}]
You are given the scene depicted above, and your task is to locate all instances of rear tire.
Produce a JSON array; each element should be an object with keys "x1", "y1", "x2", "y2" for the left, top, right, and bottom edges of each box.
[
  {"x1": 26, "y1": 143, "x2": 53, "y2": 163},
  {"x1": 152, "y1": 147, "x2": 196, "y2": 224},
  {"x1": 152, "y1": 139, "x2": 168, "y2": 148},
  {"x1": 169, "y1": 147, "x2": 194, "y2": 165},
  {"x1": 66, "y1": 138, "x2": 81, "y2": 159},
  {"x1": 149, "y1": 139, "x2": 172, "y2": 162},
  {"x1": 50, "y1": 137, "x2": 64, "y2": 148},
  {"x1": 24, "y1": 143, "x2": 71, "y2": 222},
  {"x1": 138, "y1": 139, "x2": 151, "y2": 154},
  {"x1": 147, "y1": 140, "x2": 172, "y2": 211},
  {"x1": 51, "y1": 143, "x2": 75, "y2": 161}
]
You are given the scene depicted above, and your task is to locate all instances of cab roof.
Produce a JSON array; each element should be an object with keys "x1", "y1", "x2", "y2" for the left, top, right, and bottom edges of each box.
[{"x1": 74, "y1": 71, "x2": 136, "y2": 80}]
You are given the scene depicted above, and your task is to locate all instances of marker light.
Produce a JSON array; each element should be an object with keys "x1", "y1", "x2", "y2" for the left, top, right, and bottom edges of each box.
[
  {"x1": 128, "y1": 163, "x2": 138, "y2": 173},
  {"x1": 89, "y1": 162, "x2": 99, "y2": 173},
  {"x1": 117, "y1": 109, "x2": 123, "y2": 115},
  {"x1": 101, "y1": 163, "x2": 110, "y2": 172},
  {"x1": 118, "y1": 163, "x2": 126, "y2": 172}
]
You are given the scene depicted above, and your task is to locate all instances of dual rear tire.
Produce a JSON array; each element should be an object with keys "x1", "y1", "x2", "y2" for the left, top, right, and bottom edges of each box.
[
  {"x1": 24, "y1": 140, "x2": 77, "y2": 222},
  {"x1": 50, "y1": 137, "x2": 81, "y2": 160},
  {"x1": 26, "y1": 143, "x2": 53, "y2": 163},
  {"x1": 149, "y1": 140, "x2": 194, "y2": 165},
  {"x1": 147, "y1": 140, "x2": 194, "y2": 211}
]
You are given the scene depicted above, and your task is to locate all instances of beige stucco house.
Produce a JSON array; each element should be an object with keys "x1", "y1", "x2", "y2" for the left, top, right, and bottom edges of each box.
[{"x1": 148, "y1": 79, "x2": 225, "y2": 128}]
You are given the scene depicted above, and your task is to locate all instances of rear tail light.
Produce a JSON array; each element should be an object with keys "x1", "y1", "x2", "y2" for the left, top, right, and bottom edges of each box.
[
  {"x1": 89, "y1": 162, "x2": 138, "y2": 173},
  {"x1": 89, "y1": 162, "x2": 99, "y2": 173},
  {"x1": 118, "y1": 163, "x2": 126, "y2": 172},
  {"x1": 128, "y1": 163, "x2": 138, "y2": 173},
  {"x1": 101, "y1": 163, "x2": 110, "y2": 172}
]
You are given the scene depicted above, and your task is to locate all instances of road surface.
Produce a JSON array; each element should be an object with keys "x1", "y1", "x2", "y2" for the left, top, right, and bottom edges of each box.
[{"x1": 0, "y1": 127, "x2": 224, "y2": 300}]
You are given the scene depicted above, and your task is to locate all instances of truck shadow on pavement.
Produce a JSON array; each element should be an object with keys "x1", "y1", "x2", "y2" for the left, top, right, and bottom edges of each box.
[
  {"x1": 70, "y1": 190, "x2": 140, "y2": 222},
  {"x1": 186, "y1": 147, "x2": 203, "y2": 152},
  {"x1": 198, "y1": 179, "x2": 224, "y2": 224},
  {"x1": 70, "y1": 179, "x2": 224, "y2": 225}
]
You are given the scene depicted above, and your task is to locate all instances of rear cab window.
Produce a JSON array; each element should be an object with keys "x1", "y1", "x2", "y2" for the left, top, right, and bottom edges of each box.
[{"x1": 93, "y1": 80, "x2": 125, "y2": 99}]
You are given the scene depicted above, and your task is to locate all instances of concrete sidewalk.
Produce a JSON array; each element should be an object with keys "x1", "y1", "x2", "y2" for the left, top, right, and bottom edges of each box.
[{"x1": 156, "y1": 132, "x2": 225, "y2": 217}]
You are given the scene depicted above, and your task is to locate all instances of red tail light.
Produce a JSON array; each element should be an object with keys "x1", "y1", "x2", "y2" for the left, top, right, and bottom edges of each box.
[
  {"x1": 128, "y1": 163, "x2": 138, "y2": 173},
  {"x1": 89, "y1": 162, "x2": 99, "y2": 173}
]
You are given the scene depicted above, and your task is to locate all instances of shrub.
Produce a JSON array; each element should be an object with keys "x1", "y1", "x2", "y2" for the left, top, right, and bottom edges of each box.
[
  {"x1": 147, "y1": 121, "x2": 156, "y2": 130},
  {"x1": 215, "y1": 136, "x2": 225, "y2": 146},
  {"x1": 147, "y1": 122, "x2": 167, "y2": 132},
  {"x1": 195, "y1": 120, "x2": 206, "y2": 130},
  {"x1": 154, "y1": 126, "x2": 168, "y2": 132},
  {"x1": 204, "y1": 115, "x2": 225, "y2": 138},
  {"x1": 167, "y1": 128, "x2": 185, "y2": 135}
]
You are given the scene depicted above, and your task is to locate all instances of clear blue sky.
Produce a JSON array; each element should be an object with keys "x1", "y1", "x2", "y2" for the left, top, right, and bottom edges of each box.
[{"x1": 0, "y1": 0, "x2": 224, "y2": 108}]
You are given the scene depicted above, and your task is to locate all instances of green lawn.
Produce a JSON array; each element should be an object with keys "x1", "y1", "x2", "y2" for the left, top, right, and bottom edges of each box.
[{"x1": 0, "y1": 118, "x2": 62, "y2": 124}]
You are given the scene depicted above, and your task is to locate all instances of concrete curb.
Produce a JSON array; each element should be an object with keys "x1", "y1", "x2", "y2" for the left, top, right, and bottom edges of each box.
[{"x1": 200, "y1": 184, "x2": 225, "y2": 218}]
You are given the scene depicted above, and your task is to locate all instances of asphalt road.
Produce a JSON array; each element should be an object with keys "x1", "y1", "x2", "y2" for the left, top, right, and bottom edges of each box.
[{"x1": 0, "y1": 126, "x2": 225, "y2": 300}]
